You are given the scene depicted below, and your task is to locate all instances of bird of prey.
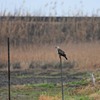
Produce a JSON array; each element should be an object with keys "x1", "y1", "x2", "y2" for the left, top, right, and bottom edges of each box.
[{"x1": 55, "y1": 46, "x2": 68, "y2": 60}]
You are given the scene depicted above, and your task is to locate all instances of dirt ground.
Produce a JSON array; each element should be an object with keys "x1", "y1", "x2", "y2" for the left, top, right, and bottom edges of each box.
[{"x1": 0, "y1": 68, "x2": 87, "y2": 87}]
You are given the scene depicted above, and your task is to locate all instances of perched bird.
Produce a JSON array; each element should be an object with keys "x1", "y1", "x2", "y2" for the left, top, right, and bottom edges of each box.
[
  {"x1": 55, "y1": 46, "x2": 68, "y2": 60},
  {"x1": 91, "y1": 73, "x2": 96, "y2": 86}
]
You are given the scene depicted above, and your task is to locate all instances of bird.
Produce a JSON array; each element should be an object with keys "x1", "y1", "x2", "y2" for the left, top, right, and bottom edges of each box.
[
  {"x1": 90, "y1": 73, "x2": 96, "y2": 86},
  {"x1": 55, "y1": 46, "x2": 68, "y2": 60}
]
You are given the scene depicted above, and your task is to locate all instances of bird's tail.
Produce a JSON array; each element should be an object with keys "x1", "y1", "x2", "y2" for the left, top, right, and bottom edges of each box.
[{"x1": 65, "y1": 56, "x2": 68, "y2": 60}]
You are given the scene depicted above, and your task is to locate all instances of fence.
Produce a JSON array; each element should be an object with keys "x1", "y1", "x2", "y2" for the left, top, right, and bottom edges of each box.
[{"x1": 0, "y1": 38, "x2": 66, "y2": 100}]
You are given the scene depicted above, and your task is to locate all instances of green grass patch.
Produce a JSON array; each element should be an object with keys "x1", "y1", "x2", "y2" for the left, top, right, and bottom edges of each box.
[
  {"x1": 67, "y1": 79, "x2": 88, "y2": 86},
  {"x1": 16, "y1": 74, "x2": 33, "y2": 78},
  {"x1": 26, "y1": 83, "x2": 56, "y2": 88}
]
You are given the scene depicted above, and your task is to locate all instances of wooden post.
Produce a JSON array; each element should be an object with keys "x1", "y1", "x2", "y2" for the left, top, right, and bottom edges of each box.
[
  {"x1": 59, "y1": 56, "x2": 64, "y2": 100},
  {"x1": 7, "y1": 37, "x2": 11, "y2": 100}
]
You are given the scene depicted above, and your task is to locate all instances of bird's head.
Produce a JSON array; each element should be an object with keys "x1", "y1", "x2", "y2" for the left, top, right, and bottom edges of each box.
[{"x1": 55, "y1": 46, "x2": 59, "y2": 49}]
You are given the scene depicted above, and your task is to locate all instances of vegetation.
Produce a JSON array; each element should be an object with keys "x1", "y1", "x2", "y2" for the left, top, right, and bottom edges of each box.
[
  {"x1": 0, "y1": 80, "x2": 100, "y2": 100},
  {"x1": 0, "y1": 42, "x2": 100, "y2": 71},
  {"x1": 0, "y1": 16, "x2": 100, "y2": 46},
  {"x1": 0, "y1": 3, "x2": 100, "y2": 99}
]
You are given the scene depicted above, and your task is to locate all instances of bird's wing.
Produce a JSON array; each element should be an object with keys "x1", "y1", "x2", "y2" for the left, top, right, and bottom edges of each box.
[{"x1": 58, "y1": 48, "x2": 65, "y2": 55}]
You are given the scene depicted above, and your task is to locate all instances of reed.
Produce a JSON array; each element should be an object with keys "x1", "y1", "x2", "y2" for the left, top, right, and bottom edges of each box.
[{"x1": 0, "y1": 42, "x2": 100, "y2": 71}]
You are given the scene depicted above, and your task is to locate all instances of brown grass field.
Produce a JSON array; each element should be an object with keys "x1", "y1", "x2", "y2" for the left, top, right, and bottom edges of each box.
[{"x1": 0, "y1": 41, "x2": 100, "y2": 71}]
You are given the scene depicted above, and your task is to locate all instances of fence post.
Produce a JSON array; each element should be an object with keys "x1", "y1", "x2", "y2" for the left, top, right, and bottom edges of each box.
[
  {"x1": 7, "y1": 37, "x2": 11, "y2": 100},
  {"x1": 59, "y1": 56, "x2": 64, "y2": 100}
]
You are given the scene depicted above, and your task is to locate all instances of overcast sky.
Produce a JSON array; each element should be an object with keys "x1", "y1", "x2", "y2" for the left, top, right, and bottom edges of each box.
[{"x1": 0, "y1": 0, "x2": 100, "y2": 16}]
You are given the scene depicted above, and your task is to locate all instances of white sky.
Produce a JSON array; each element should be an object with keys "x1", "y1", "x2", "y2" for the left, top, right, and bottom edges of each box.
[{"x1": 0, "y1": 0, "x2": 100, "y2": 16}]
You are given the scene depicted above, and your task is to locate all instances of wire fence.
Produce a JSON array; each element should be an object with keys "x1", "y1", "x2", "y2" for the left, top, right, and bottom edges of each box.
[
  {"x1": 0, "y1": 38, "x2": 66, "y2": 100},
  {"x1": 0, "y1": 38, "x2": 99, "y2": 100}
]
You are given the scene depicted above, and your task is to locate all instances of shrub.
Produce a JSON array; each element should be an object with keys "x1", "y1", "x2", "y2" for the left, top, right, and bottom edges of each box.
[
  {"x1": 29, "y1": 61, "x2": 35, "y2": 69},
  {"x1": 0, "y1": 62, "x2": 7, "y2": 69},
  {"x1": 13, "y1": 62, "x2": 21, "y2": 69}
]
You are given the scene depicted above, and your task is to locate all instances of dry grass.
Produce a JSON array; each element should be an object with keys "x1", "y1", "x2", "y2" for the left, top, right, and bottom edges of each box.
[
  {"x1": 1, "y1": 16, "x2": 100, "y2": 46},
  {"x1": 74, "y1": 84, "x2": 100, "y2": 95},
  {"x1": 90, "y1": 93, "x2": 100, "y2": 100},
  {"x1": 39, "y1": 95, "x2": 61, "y2": 100},
  {"x1": 39, "y1": 84, "x2": 100, "y2": 100},
  {"x1": 0, "y1": 42, "x2": 100, "y2": 71}
]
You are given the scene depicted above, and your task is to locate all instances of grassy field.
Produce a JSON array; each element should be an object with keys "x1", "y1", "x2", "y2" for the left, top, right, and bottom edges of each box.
[
  {"x1": 0, "y1": 78, "x2": 100, "y2": 100},
  {"x1": 0, "y1": 42, "x2": 100, "y2": 71},
  {"x1": 0, "y1": 42, "x2": 100, "y2": 100}
]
